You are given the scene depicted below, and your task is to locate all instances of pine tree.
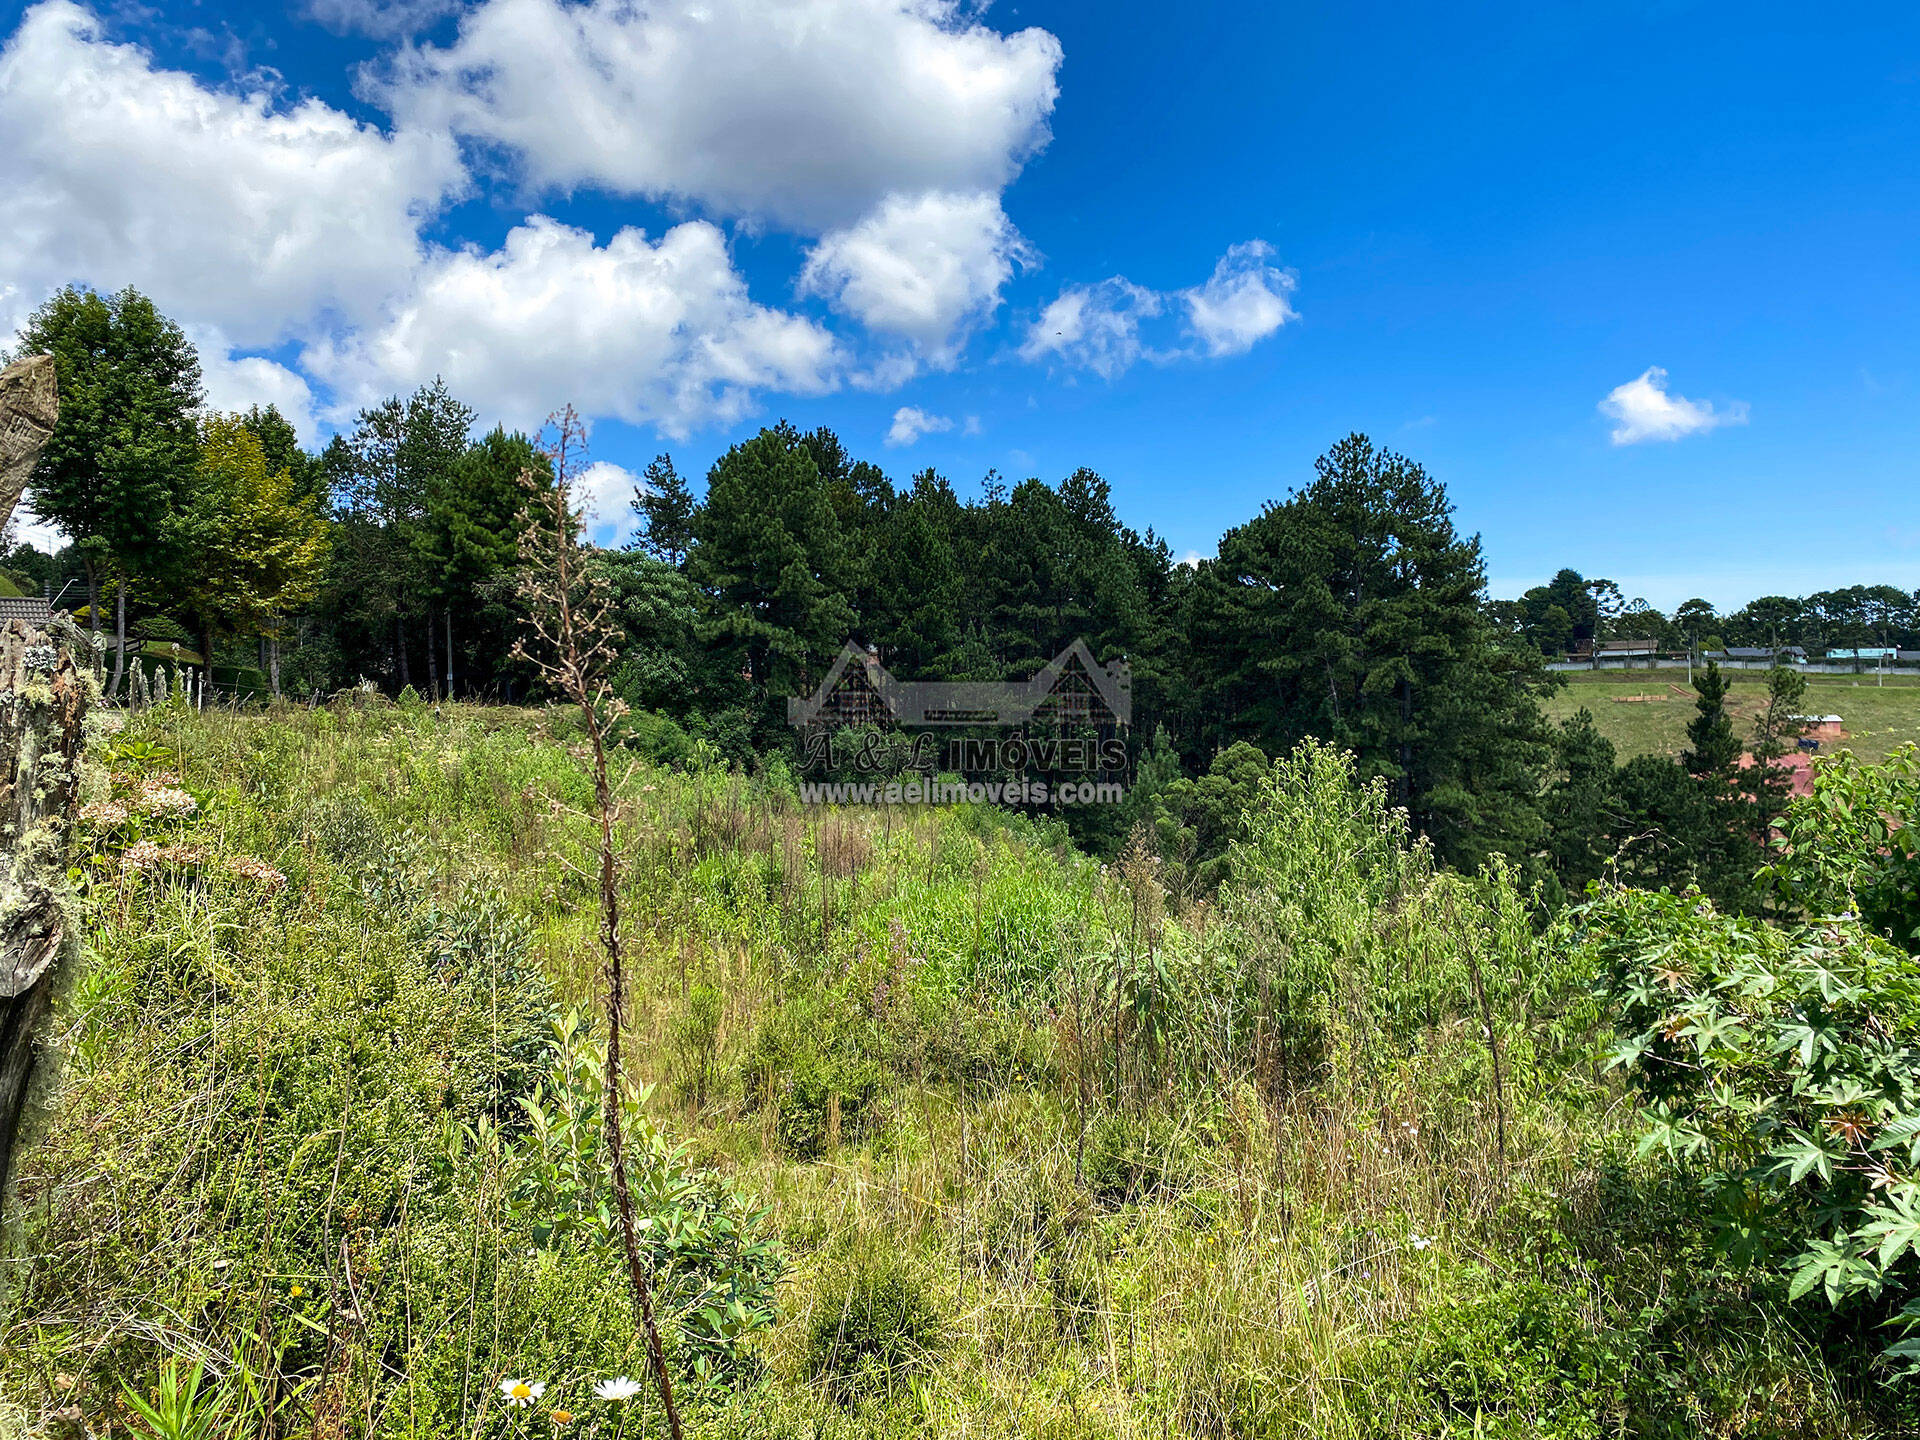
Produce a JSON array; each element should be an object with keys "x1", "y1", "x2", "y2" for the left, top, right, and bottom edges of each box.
[
  {"x1": 1185, "y1": 433, "x2": 1552, "y2": 870},
  {"x1": 1751, "y1": 663, "x2": 1809, "y2": 763},
  {"x1": 1683, "y1": 660, "x2": 1742, "y2": 779},
  {"x1": 1542, "y1": 709, "x2": 1619, "y2": 898},
  {"x1": 1746, "y1": 662, "x2": 1811, "y2": 832},
  {"x1": 685, "y1": 422, "x2": 853, "y2": 727},
  {"x1": 414, "y1": 427, "x2": 545, "y2": 696},
  {"x1": 633, "y1": 453, "x2": 696, "y2": 566}
]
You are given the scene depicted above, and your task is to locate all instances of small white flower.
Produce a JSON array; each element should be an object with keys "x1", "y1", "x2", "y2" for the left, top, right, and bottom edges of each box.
[
  {"x1": 499, "y1": 1378, "x2": 545, "y2": 1407},
  {"x1": 595, "y1": 1376, "x2": 644, "y2": 1403},
  {"x1": 1410, "y1": 1234, "x2": 1432, "y2": 1251}
]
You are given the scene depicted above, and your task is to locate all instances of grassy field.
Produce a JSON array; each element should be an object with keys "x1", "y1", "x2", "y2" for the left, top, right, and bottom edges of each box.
[
  {"x1": 0, "y1": 703, "x2": 1908, "y2": 1438},
  {"x1": 1544, "y1": 668, "x2": 1920, "y2": 765}
]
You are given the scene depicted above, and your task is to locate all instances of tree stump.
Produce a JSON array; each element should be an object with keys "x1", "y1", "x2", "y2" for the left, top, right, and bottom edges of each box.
[
  {"x1": 0, "y1": 617, "x2": 91, "y2": 1199},
  {"x1": 0, "y1": 352, "x2": 85, "y2": 1213}
]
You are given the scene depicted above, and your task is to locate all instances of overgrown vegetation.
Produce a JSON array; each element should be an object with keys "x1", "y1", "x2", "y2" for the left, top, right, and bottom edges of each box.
[{"x1": 4, "y1": 701, "x2": 1914, "y2": 1436}]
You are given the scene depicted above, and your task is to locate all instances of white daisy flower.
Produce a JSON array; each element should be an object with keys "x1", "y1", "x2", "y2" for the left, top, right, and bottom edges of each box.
[
  {"x1": 595, "y1": 1376, "x2": 645, "y2": 1403},
  {"x1": 499, "y1": 1378, "x2": 545, "y2": 1407}
]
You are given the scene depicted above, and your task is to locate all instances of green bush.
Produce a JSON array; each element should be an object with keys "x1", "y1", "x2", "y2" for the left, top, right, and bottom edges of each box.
[
  {"x1": 1587, "y1": 885, "x2": 1920, "y2": 1369},
  {"x1": 673, "y1": 981, "x2": 725, "y2": 1107},
  {"x1": 803, "y1": 1249, "x2": 945, "y2": 1402},
  {"x1": 135, "y1": 613, "x2": 192, "y2": 644},
  {"x1": 503, "y1": 1011, "x2": 785, "y2": 1386},
  {"x1": 614, "y1": 706, "x2": 695, "y2": 765},
  {"x1": 1364, "y1": 1279, "x2": 1623, "y2": 1439},
  {"x1": 412, "y1": 890, "x2": 555, "y2": 1121},
  {"x1": 740, "y1": 1002, "x2": 889, "y2": 1160},
  {"x1": 1768, "y1": 743, "x2": 1920, "y2": 955},
  {"x1": 212, "y1": 663, "x2": 270, "y2": 697}
]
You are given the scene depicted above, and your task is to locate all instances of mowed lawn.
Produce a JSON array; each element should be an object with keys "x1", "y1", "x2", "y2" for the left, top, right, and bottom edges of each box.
[{"x1": 1544, "y1": 668, "x2": 1920, "y2": 765}]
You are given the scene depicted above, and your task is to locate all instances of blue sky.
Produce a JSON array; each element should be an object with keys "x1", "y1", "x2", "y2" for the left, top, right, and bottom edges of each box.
[{"x1": 2, "y1": 0, "x2": 1915, "y2": 609}]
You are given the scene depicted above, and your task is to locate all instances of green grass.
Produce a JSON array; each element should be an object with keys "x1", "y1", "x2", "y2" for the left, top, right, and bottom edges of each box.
[
  {"x1": 1545, "y1": 668, "x2": 1920, "y2": 765},
  {"x1": 0, "y1": 704, "x2": 1907, "y2": 1438}
]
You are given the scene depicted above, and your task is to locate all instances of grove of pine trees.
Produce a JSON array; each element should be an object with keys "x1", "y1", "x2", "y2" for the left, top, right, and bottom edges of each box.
[{"x1": 7, "y1": 283, "x2": 1905, "y2": 910}]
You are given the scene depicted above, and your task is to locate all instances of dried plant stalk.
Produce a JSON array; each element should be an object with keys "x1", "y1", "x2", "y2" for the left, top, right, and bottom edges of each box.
[{"x1": 512, "y1": 407, "x2": 683, "y2": 1440}]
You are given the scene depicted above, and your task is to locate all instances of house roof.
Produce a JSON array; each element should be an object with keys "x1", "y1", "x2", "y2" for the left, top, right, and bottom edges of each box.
[
  {"x1": 0, "y1": 596, "x2": 52, "y2": 624},
  {"x1": 1723, "y1": 645, "x2": 1804, "y2": 658},
  {"x1": 790, "y1": 640, "x2": 1133, "y2": 729}
]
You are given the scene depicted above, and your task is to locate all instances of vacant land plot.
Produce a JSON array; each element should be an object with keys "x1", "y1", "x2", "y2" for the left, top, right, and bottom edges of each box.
[{"x1": 1544, "y1": 668, "x2": 1920, "y2": 765}]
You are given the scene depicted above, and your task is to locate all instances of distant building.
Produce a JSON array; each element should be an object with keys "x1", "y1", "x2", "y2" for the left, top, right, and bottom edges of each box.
[
  {"x1": 1826, "y1": 647, "x2": 1899, "y2": 661},
  {"x1": 1714, "y1": 645, "x2": 1807, "y2": 663},
  {"x1": 1572, "y1": 638, "x2": 1660, "y2": 665},
  {"x1": 789, "y1": 640, "x2": 1133, "y2": 731}
]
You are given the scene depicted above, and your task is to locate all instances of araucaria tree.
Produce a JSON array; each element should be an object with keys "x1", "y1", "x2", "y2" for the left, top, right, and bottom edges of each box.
[
  {"x1": 12, "y1": 285, "x2": 202, "y2": 693},
  {"x1": 512, "y1": 409, "x2": 683, "y2": 1440}
]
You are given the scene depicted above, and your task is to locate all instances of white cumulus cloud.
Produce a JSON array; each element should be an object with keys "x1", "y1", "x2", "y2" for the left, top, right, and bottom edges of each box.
[
  {"x1": 0, "y1": 0, "x2": 464, "y2": 345},
  {"x1": 802, "y1": 191, "x2": 1033, "y2": 370},
  {"x1": 370, "y1": 0, "x2": 1063, "y2": 232},
  {"x1": 1600, "y1": 367, "x2": 1748, "y2": 445},
  {"x1": 1181, "y1": 241, "x2": 1298, "y2": 357},
  {"x1": 1019, "y1": 276, "x2": 1163, "y2": 380},
  {"x1": 191, "y1": 327, "x2": 321, "y2": 446},
  {"x1": 1021, "y1": 241, "x2": 1296, "y2": 379},
  {"x1": 575, "y1": 459, "x2": 639, "y2": 543},
  {"x1": 304, "y1": 216, "x2": 840, "y2": 437},
  {"x1": 885, "y1": 405, "x2": 953, "y2": 447}
]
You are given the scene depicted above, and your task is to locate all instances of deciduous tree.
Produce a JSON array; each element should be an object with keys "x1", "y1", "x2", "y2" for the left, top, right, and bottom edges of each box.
[{"x1": 11, "y1": 286, "x2": 202, "y2": 693}]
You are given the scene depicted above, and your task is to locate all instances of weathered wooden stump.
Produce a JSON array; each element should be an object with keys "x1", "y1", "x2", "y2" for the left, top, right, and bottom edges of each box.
[
  {"x1": 0, "y1": 353, "x2": 87, "y2": 1213},
  {"x1": 0, "y1": 617, "x2": 91, "y2": 1198}
]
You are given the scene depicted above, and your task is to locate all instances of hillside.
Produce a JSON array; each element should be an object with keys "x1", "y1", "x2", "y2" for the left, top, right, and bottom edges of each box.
[{"x1": 2, "y1": 703, "x2": 1909, "y2": 1438}]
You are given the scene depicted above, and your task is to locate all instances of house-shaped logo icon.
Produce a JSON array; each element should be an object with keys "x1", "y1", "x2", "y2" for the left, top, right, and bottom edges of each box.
[{"x1": 788, "y1": 640, "x2": 1132, "y2": 730}]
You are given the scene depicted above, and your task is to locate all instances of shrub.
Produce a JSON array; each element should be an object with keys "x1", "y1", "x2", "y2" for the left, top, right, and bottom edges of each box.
[
  {"x1": 1364, "y1": 1279, "x2": 1623, "y2": 1440},
  {"x1": 673, "y1": 981, "x2": 725, "y2": 1108},
  {"x1": 503, "y1": 1011, "x2": 786, "y2": 1385},
  {"x1": 211, "y1": 663, "x2": 269, "y2": 698},
  {"x1": 803, "y1": 1249, "x2": 945, "y2": 1402},
  {"x1": 740, "y1": 1003, "x2": 889, "y2": 1160},
  {"x1": 412, "y1": 890, "x2": 555, "y2": 1122},
  {"x1": 1587, "y1": 885, "x2": 1920, "y2": 1369},
  {"x1": 134, "y1": 613, "x2": 191, "y2": 644},
  {"x1": 301, "y1": 791, "x2": 383, "y2": 865},
  {"x1": 614, "y1": 706, "x2": 695, "y2": 765},
  {"x1": 1768, "y1": 743, "x2": 1920, "y2": 955}
]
